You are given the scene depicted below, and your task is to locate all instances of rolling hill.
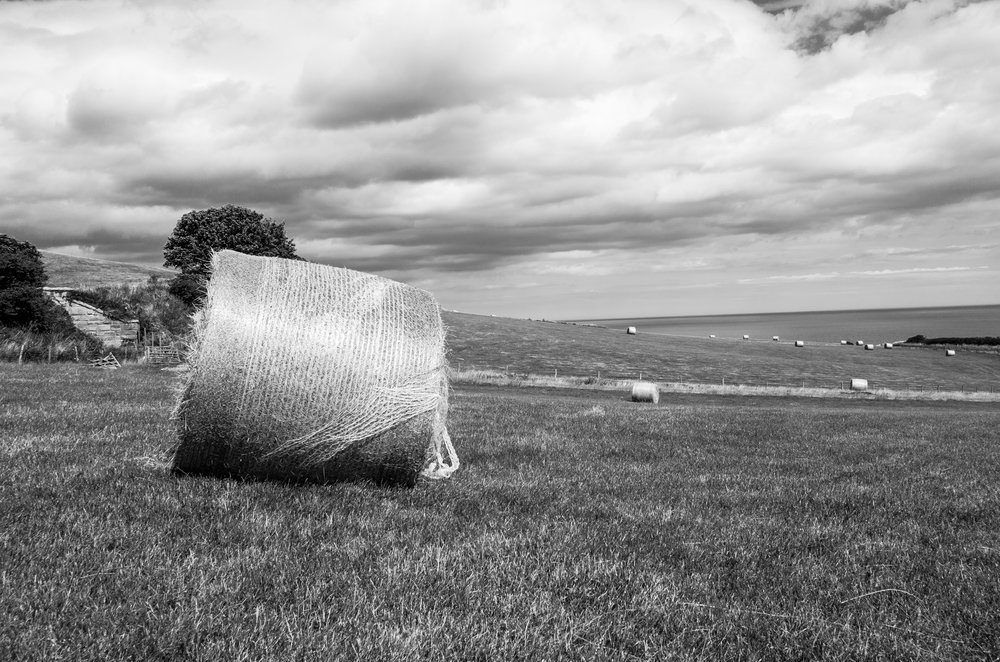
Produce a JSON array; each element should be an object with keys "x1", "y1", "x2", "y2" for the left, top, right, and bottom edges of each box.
[
  {"x1": 40, "y1": 251, "x2": 178, "y2": 290},
  {"x1": 31, "y1": 251, "x2": 1000, "y2": 392}
]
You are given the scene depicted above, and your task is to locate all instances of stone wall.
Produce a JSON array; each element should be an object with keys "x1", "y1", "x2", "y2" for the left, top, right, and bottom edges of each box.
[{"x1": 43, "y1": 288, "x2": 140, "y2": 347}]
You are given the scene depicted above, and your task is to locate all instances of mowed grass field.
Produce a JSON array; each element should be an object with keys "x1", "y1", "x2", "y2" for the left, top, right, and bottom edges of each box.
[
  {"x1": 444, "y1": 311, "x2": 1000, "y2": 392},
  {"x1": 2, "y1": 363, "x2": 998, "y2": 661}
]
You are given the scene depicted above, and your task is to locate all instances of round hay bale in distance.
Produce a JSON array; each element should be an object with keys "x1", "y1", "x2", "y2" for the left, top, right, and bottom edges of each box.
[
  {"x1": 772, "y1": 335, "x2": 780, "y2": 341},
  {"x1": 709, "y1": 334, "x2": 716, "y2": 338},
  {"x1": 626, "y1": 326, "x2": 637, "y2": 335},
  {"x1": 850, "y1": 378, "x2": 869, "y2": 391},
  {"x1": 840, "y1": 340, "x2": 848, "y2": 345},
  {"x1": 743, "y1": 334, "x2": 750, "y2": 340},
  {"x1": 794, "y1": 340, "x2": 805, "y2": 347},
  {"x1": 170, "y1": 250, "x2": 458, "y2": 487},
  {"x1": 855, "y1": 340, "x2": 864, "y2": 346},
  {"x1": 884, "y1": 342, "x2": 893, "y2": 349},
  {"x1": 946, "y1": 349, "x2": 956, "y2": 356},
  {"x1": 864, "y1": 344, "x2": 875, "y2": 351},
  {"x1": 631, "y1": 381, "x2": 659, "y2": 403}
]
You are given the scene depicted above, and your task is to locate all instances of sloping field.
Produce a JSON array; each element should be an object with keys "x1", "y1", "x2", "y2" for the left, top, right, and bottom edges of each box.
[
  {"x1": 444, "y1": 311, "x2": 1000, "y2": 392},
  {"x1": 40, "y1": 250, "x2": 178, "y2": 289}
]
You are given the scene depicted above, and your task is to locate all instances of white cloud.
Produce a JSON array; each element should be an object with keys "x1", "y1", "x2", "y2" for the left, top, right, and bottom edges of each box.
[
  {"x1": 0, "y1": 0, "x2": 997, "y2": 317},
  {"x1": 852, "y1": 266, "x2": 989, "y2": 276}
]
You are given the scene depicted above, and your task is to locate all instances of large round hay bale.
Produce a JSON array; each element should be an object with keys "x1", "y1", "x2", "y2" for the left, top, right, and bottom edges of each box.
[
  {"x1": 864, "y1": 344, "x2": 875, "y2": 351},
  {"x1": 743, "y1": 334, "x2": 750, "y2": 340},
  {"x1": 626, "y1": 326, "x2": 637, "y2": 335},
  {"x1": 840, "y1": 340, "x2": 848, "y2": 345},
  {"x1": 170, "y1": 250, "x2": 457, "y2": 487},
  {"x1": 850, "y1": 378, "x2": 869, "y2": 391},
  {"x1": 631, "y1": 381, "x2": 659, "y2": 403},
  {"x1": 794, "y1": 340, "x2": 805, "y2": 347},
  {"x1": 884, "y1": 342, "x2": 893, "y2": 349}
]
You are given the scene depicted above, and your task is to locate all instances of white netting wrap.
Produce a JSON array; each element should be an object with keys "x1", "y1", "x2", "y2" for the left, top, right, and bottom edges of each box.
[{"x1": 171, "y1": 250, "x2": 458, "y2": 485}]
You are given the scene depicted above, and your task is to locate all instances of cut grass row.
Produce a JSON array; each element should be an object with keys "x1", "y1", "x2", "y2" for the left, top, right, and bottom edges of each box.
[
  {"x1": 2, "y1": 364, "x2": 999, "y2": 660},
  {"x1": 450, "y1": 367, "x2": 1000, "y2": 402}
]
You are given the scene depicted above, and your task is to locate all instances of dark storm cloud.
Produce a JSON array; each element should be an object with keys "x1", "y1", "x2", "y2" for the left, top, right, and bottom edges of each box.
[
  {"x1": 749, "y1": 0, "x2": 807, "y2": 14},
  {"x1": 773, "y1": 0, "x2": 995, "y2": 56},
  {"x1": 298, "y1": 72, "x2": 476, "y2": 129},
  {"x1": 4, "y1": 222, "x2": 167, "y2": 265},
  {"x1": 121, "y1": 172, "x2": 335, "y2": 209},
  {"x1": 792, "y1": 4, "x2": 902, "y2": 54},
  {"x1": 299, "y1": 198, "x2": 740, "y2": 275}
]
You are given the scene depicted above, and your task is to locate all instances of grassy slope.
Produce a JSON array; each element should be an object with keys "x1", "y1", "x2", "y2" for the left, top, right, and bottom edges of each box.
[
  {"x1": 40, "y1": 250, "x2": 178, "y2": 289},
  {"x1": 33, "y1": 251, "x2": 999, "y2": 391},
  {"x1": 1, "y1": 364, "x2": 998, "y2": 660},
  {"x1": 444, "y1": 311, "x2": 1000, "y2": 392}
]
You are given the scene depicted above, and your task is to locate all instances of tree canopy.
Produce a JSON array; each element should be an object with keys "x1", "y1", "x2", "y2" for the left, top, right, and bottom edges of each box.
[
  {"x1": 0, "y1": 234, "x2": 47, "y2": 290},
  {"x1": 163, "y1": 205, "x2": 300, "y2": 278},
  {"x1": 0, "y1": 233, "x2": 70, "y2": 331}
]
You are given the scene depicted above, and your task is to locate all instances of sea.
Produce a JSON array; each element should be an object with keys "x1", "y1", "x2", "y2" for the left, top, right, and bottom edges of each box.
[{"x1": 577, "y1": 305, "x2": 1000, "y2": 345}]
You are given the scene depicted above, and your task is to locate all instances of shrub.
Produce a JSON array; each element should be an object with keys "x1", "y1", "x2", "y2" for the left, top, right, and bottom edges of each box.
[
  {"x1": 0, "y1": 234, "x2": 75, "y2": 333},
  {"x1": 69, "y1": 278, "x2": 193, "y2": 341},
  {"x1": 0, "y1": 326, "x2": 103, "y2": 362}
]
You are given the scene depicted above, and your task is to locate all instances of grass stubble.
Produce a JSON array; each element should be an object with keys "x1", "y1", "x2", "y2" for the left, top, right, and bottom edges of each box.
[{"x1": 1, "y1": 364, "x2": 999, "y2": 660}]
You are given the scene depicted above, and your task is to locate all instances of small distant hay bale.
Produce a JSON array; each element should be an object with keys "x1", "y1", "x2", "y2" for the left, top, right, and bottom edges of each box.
[
  {"x1": 884, "y1": 343, "x2": 893, "y2": 349},
  {"x1": 864, "y1": 344, "x2": 875, "y2": 351},
  {"x1": 626, "y1": 326, "x2": 637, "y2": 335},
  {"x1": 794, "y1": 340, "x2": 805, "y2": 347},
  {"x1": 743, "y1": 334, "x2": 750, "y2": 340},
  {"x1": 850, "y1": 378, "x2": 869, "y2": 391},
  {"x1": 772, "y1": 335, "x2": 780, "y2": 341},
  {"x1": 840, "y1": 340, "x2": 848, "y2": 345},
  {"x1": 946, "y1": 349, "x2": 956, "y2": 356},
  {"x1": 856, "y1": 340, "x2": 864, "y2": 346},
  {"x1": 709, "y1": 334, "x2": 716, "y2": 338},
  {"x1": 171, "y1": 250, "x2": 457, "y2": 487},
  {"x1": 631, "y1": 381, "x2": 659, "y2": 403}
]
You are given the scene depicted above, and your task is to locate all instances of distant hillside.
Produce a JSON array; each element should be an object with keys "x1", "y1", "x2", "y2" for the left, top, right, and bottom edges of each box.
[
  {"x1": 39, "y1": 251, "x2": 178, "y2": 290},
  {"x1": 441, "y1": 310, "x2": 1000, "y2": 392}
]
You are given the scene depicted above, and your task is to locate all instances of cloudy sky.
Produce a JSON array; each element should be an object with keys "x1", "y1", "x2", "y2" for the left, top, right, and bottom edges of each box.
[{"x1": 1, "y1": 0, "x2": 998, "y2": 319}]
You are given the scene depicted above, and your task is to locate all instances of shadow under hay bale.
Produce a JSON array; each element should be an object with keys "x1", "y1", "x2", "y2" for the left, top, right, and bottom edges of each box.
[
  {"x1": 173, "y1": 396, "x2": 432, "y2": 487},
  {"x1": 171, "y1": 250, "x2": 457, "y2": 487}
]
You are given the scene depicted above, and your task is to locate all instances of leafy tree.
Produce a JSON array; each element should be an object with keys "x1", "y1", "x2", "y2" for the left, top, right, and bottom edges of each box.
[
  {"x1": 0, "y1": 234, "x2": 46, "y2": 290},
  {"x1": 163, "y1": 205, "x2": 301, "y2": 306},
  {"x1": 71, "y1": 278, "x2": 194, "y2": 340},
  {"x1": 0, "y1": 234, "x2": 72, "y2": 332},
  {"x1": 167, "y1": 274, "x2": 204, "y2": 311},
  {"x1": 164, "y1": 205, "x2": 300, "y2": 276}
]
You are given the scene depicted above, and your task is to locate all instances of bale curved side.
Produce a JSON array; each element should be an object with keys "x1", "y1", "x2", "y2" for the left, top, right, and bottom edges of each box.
[
  {"x1": 631, "y1": 381, "x2": 659, "y2": 403},
  {"x1": 170, "y1": 250, "x2": 455, "y2": 487}
]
